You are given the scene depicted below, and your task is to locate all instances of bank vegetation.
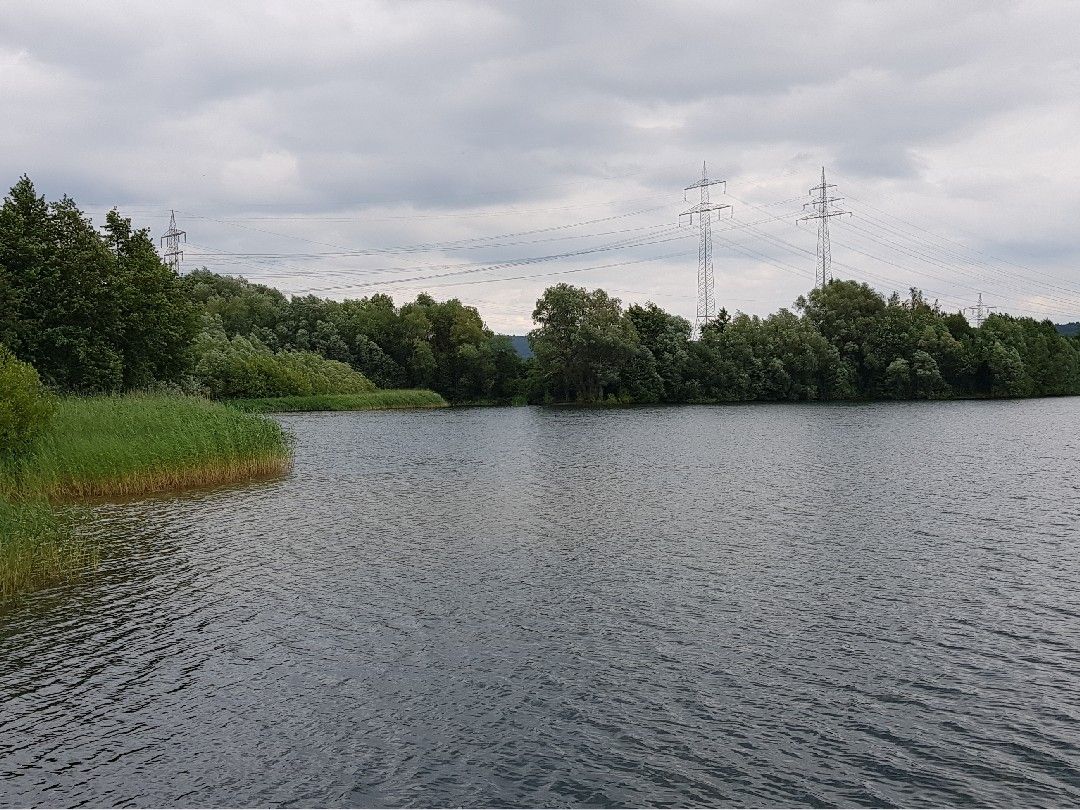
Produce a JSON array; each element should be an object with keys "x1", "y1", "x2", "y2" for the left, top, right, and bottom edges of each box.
[{"x1": 4, "y1": 175, "x2": 1080, "y2": 598}]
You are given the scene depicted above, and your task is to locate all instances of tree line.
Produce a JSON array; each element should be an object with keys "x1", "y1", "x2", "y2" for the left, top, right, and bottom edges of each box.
[
  {"x1": 2, "y1": 176, "x2": 1079, "y2": 406},
  {"x1": 528, "y1": 283, "x2": 1080, "y2": 403}
]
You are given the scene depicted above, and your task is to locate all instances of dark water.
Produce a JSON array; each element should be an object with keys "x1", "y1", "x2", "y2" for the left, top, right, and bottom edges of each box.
[{"x1": 3, "y1": 401, "x2": 1080, "y2": 807}]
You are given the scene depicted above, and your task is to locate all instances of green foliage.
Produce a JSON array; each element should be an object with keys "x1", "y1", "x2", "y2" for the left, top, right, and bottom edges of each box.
[
  {"x1": 177, "y1": 270, "x2": 527, "y2": 403},
  {"x1": 0, "y1": 175, "x2": 525, "y2": 402},
  {"x1": 5, "y1": 176, "x2": 1077, "y2": 408},
  {"x1": 191, "y1": 318, "x2": 376, "y2": 399},
  {"x1": 529, "y1": 284, "x2": 643, "y2": 402},
  {"x1": 0, "y1": 177, "x2": 196, "y2": 392},
  {"x1": 626, "y1": 303, "x2": 692, "y2": 401},
  {"x1": 179, "y1": 270, "x2": 290, "y2": 343},
  {"x1": 0, "y1": 347, "x2": 53, "y2": 458},
  {"x1": 0, "y1": 395, "x2": 290, "y2": 500},
  {"x1": 526, "y1": 279, "x2": 1080, "y2": 405},
  {"x1": 0, "y1": 497, "x2": 94, "y2": 601},
  {"x1": 228, "y1": 390, "x2": 448, "y2": 412}
]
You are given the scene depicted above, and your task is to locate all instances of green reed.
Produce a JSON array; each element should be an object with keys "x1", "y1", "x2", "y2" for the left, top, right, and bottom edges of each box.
[
  {"x1": 228, "y1": 389, "x2": 448, "y2": 413},
  {"x1": 0, "y1": 498, "x2": 95, "y2": 601},
  {"x1": 0, "y1": 394, "x2": 292, "y2": 500}
]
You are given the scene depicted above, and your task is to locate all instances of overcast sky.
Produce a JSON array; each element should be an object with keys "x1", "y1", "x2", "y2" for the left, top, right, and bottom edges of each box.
[{"x1": 2, "y1": 1, "x2": 1079, "y2": 331}]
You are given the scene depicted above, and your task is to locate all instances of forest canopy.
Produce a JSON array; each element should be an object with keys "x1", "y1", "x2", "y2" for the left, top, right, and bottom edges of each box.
[{"x1": 2, "y1": 177, "x2": 1078, "y2": 405}]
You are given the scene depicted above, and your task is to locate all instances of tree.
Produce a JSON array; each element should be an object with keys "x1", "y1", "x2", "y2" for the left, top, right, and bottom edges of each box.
[
  {"x1": 986, "y1": 340, "x2": 1027, "y2": 397},
  {"x1": 0, "y1": 179, "x2": 196, "y2": 392},
  {"x1": 797, "y1": 279, "x2": 888, "y2": 395},
  {"x1": 529, "y1": 284, "x2": 641, "y2": 403},
  {"x1": 104, "y1": 210, "x2": 197, "y2": 388},
  {"x1": 626, "y1": 303, "x2": 692, "y2": 402},
  {"x1": 178, "y1": 269, "x2": 288, "y2": 340},
  {"x1": 0, "y1": 347, "x2": 53, "y2": 459},
  {"x1": 0, "y1": 179, "x2": 123, "y2": 391},
  {"x1": 910, "y1": 350, "x2": 947, "y2": 399}
]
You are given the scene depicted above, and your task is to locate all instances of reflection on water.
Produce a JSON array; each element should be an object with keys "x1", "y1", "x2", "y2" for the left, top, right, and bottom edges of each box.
[{"x1": 2, "y1": 401, "x2": 1080, "y2": 807}]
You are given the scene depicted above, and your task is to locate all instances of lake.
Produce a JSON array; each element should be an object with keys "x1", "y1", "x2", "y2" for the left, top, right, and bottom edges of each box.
[{"x1": 2, "y1": 401, "x2": 1080, "y2": 807}]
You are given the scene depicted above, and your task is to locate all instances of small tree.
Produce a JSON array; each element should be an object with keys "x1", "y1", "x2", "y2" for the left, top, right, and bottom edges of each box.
[{"x1": 0, "y1": 348, "x2": 53, "y2": 459}]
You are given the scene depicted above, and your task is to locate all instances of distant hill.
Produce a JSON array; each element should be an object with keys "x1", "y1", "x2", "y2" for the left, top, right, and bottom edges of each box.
[
  {"x1": 1056, "y1": 323, "x2": 1080, "y2": 337},
  {"x1": 507, "y1": 335, "x2": 533, "y2": 359}
]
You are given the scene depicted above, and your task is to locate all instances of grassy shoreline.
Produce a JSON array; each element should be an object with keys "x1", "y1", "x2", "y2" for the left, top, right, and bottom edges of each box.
[
  {"x1": 0, "y1": 499, "x2": 94, "y2": 601},
  {"x1": 228, "y1": 389, "x2": 447, "y2": 413},
  {"x1": 2, "y1": 395, "x2": 292, "y2": 501},
  {"x1": 1, "y1": 395, "x2": 291, "y2": 601},
  {"x1": 1, "y1": 389, "x2": 446, "y2": 600}
]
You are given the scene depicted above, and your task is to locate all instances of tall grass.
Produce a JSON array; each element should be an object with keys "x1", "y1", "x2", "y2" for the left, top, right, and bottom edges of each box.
[
  {"x1": 0, "y1": 395, "x2": 292, "y2": 500},
  {"x1": 229, "y1": 389, "x2": 448, "y2": 413},
  {"x1": 0, "y1": 498, "x2": 94, "y2": 600}
]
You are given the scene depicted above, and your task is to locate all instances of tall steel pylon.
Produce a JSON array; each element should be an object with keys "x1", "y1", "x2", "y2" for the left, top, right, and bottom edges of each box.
[
  {"x1": 160, "y1": 210, "x2": 187, "y2": 274},
  {"x1": 965, "y1": 293, "x2": 997, "y2": 327},
  {"x1": 797, "y1": 167, "x2": 850, "y2": 288},
  {"x1": 680, "y1": 162, "x2": 731, "y2": 337}
]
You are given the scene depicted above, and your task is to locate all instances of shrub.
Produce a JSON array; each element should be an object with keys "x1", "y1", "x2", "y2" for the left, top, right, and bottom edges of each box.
[
  {"x1": 0, "y1": 348, "x2": 53, "y2": 458},
  {"x1": 191, "y1": 323, "x2": 376, "y2": 399}
]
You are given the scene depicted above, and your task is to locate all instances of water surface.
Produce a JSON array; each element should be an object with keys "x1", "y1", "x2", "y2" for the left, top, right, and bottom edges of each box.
[{"x1": 2, "y1": 401, "x2": 1080, "y2": 807}]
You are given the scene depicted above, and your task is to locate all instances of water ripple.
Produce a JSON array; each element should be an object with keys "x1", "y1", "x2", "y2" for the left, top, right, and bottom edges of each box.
[{"x1": 3, "y1": 401, "x2": 1080, "y2": 806}]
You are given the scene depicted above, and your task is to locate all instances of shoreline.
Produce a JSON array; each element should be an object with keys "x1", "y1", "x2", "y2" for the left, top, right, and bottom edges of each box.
[
  {"x1": 1, "y1": 388, "x2": 445, "y2": 600},
  {"x1": 1, "y1": 394, "x2": 292, "y2": 601},
  {"x1": 228, "y1": 389, "x2": 447, "y2": 413}
]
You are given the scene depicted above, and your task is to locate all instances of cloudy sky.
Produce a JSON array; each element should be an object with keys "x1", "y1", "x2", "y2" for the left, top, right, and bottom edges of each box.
[{"x1": 2, "y1": 1, "x2": 1079, "y2": 331}]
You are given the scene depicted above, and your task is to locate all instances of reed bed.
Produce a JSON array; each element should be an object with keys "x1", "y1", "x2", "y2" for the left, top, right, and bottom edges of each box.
[
  {"x1": 229, "y1": 389, "x2": 448, "y2": 413},
  {"x1": 0, "y1": 499, "x2": 95, "y2": 600},
  {"x1": 0, "y1": 395, "x2": 292, "y2": 501}
]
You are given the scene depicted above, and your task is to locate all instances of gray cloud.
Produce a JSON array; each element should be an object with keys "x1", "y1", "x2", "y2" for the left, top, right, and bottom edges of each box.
[{"x1": 2, "y1": 0, "x2": 1079, "y2": 330}]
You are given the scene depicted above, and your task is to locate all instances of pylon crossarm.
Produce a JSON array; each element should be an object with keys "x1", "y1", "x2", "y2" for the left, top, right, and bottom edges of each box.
[
  {"x1": 684, "y1": 178, "x2": 726, "y2": 191},
  {"x1": 682, "y1": 202, "x2": 730, "y2": 213}
]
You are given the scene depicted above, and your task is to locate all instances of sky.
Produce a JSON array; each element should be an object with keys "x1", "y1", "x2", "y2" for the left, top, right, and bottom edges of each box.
[{"x1": 2, "y1": 0, "x2": 1079, "y2": 333}]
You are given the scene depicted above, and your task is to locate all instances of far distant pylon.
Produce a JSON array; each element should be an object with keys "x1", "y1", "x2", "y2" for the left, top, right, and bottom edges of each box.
[
  {"x1": 680, "y1": 162, "x2": 731, "y2": 337},
  {"x1": 797, "y1": 167, "x2": 850, "y2": 288},
  {"x1": 965, "y1": 293, "x2": 997, "y2": 328},
  {"x1": 160, "y1": 210, "x2": 187, "y2": 274}
]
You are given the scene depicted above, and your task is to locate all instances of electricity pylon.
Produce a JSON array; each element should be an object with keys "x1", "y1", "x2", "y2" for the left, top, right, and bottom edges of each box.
[
  {"x1": 965, "y1": 293, "x2": 997, "y2": 327},
  {"x1": 797, "y1": 167, "x2": 850, "y2": 288},
  {"x1": 680, "y1": 162, "x2": 731, "y2": 337},
  {"x1": 160, "y1": 210, "x2": 187, "y2": 274}
]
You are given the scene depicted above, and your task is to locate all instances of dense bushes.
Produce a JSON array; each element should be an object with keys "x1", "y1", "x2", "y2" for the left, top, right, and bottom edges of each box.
[
  {"x1": 191, "y1": 320, "x2": 376, "y2": 399},
  {"x1": 178, "y1": 272, "x2": 527, "y2": 402},
  {"x1": 0, "y1": 347, "x2": 53, "y2": 458}
]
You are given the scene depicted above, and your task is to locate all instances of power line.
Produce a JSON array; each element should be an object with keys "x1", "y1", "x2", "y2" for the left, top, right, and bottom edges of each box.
[
  {"x1": 839, "y1": 187, "x2": 1080, "y2": 290},
  {"x1": 838, "y1": 219, "x2": 1080, "y2": 314},
  {"x1": 284, "y1": 229, "x2": 694, "y2": 295},
  {"x1": 174, "y1": 204, "x2": 670, "y2": 257},
  {"x1": 293, "y1": 249, "x2": 697, "y2": 297},
  {"x1": 182, "y1": 220, "x2": 681, "y2": 261}
]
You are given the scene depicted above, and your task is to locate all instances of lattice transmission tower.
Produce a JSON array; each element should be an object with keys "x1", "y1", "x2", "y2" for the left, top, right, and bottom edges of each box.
[
  {"x1": 965, "y1": 293, "x2": 997, "y2": 327},
  {"x1": 160, "y1": 210, "x2": 187, "y2": 274},
  {"x1": 680, "y1": 162, "x2": 731, "y2": 337},
  {"x1": 797, "y1": 167, "x2": 850, "y2": 288}
]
